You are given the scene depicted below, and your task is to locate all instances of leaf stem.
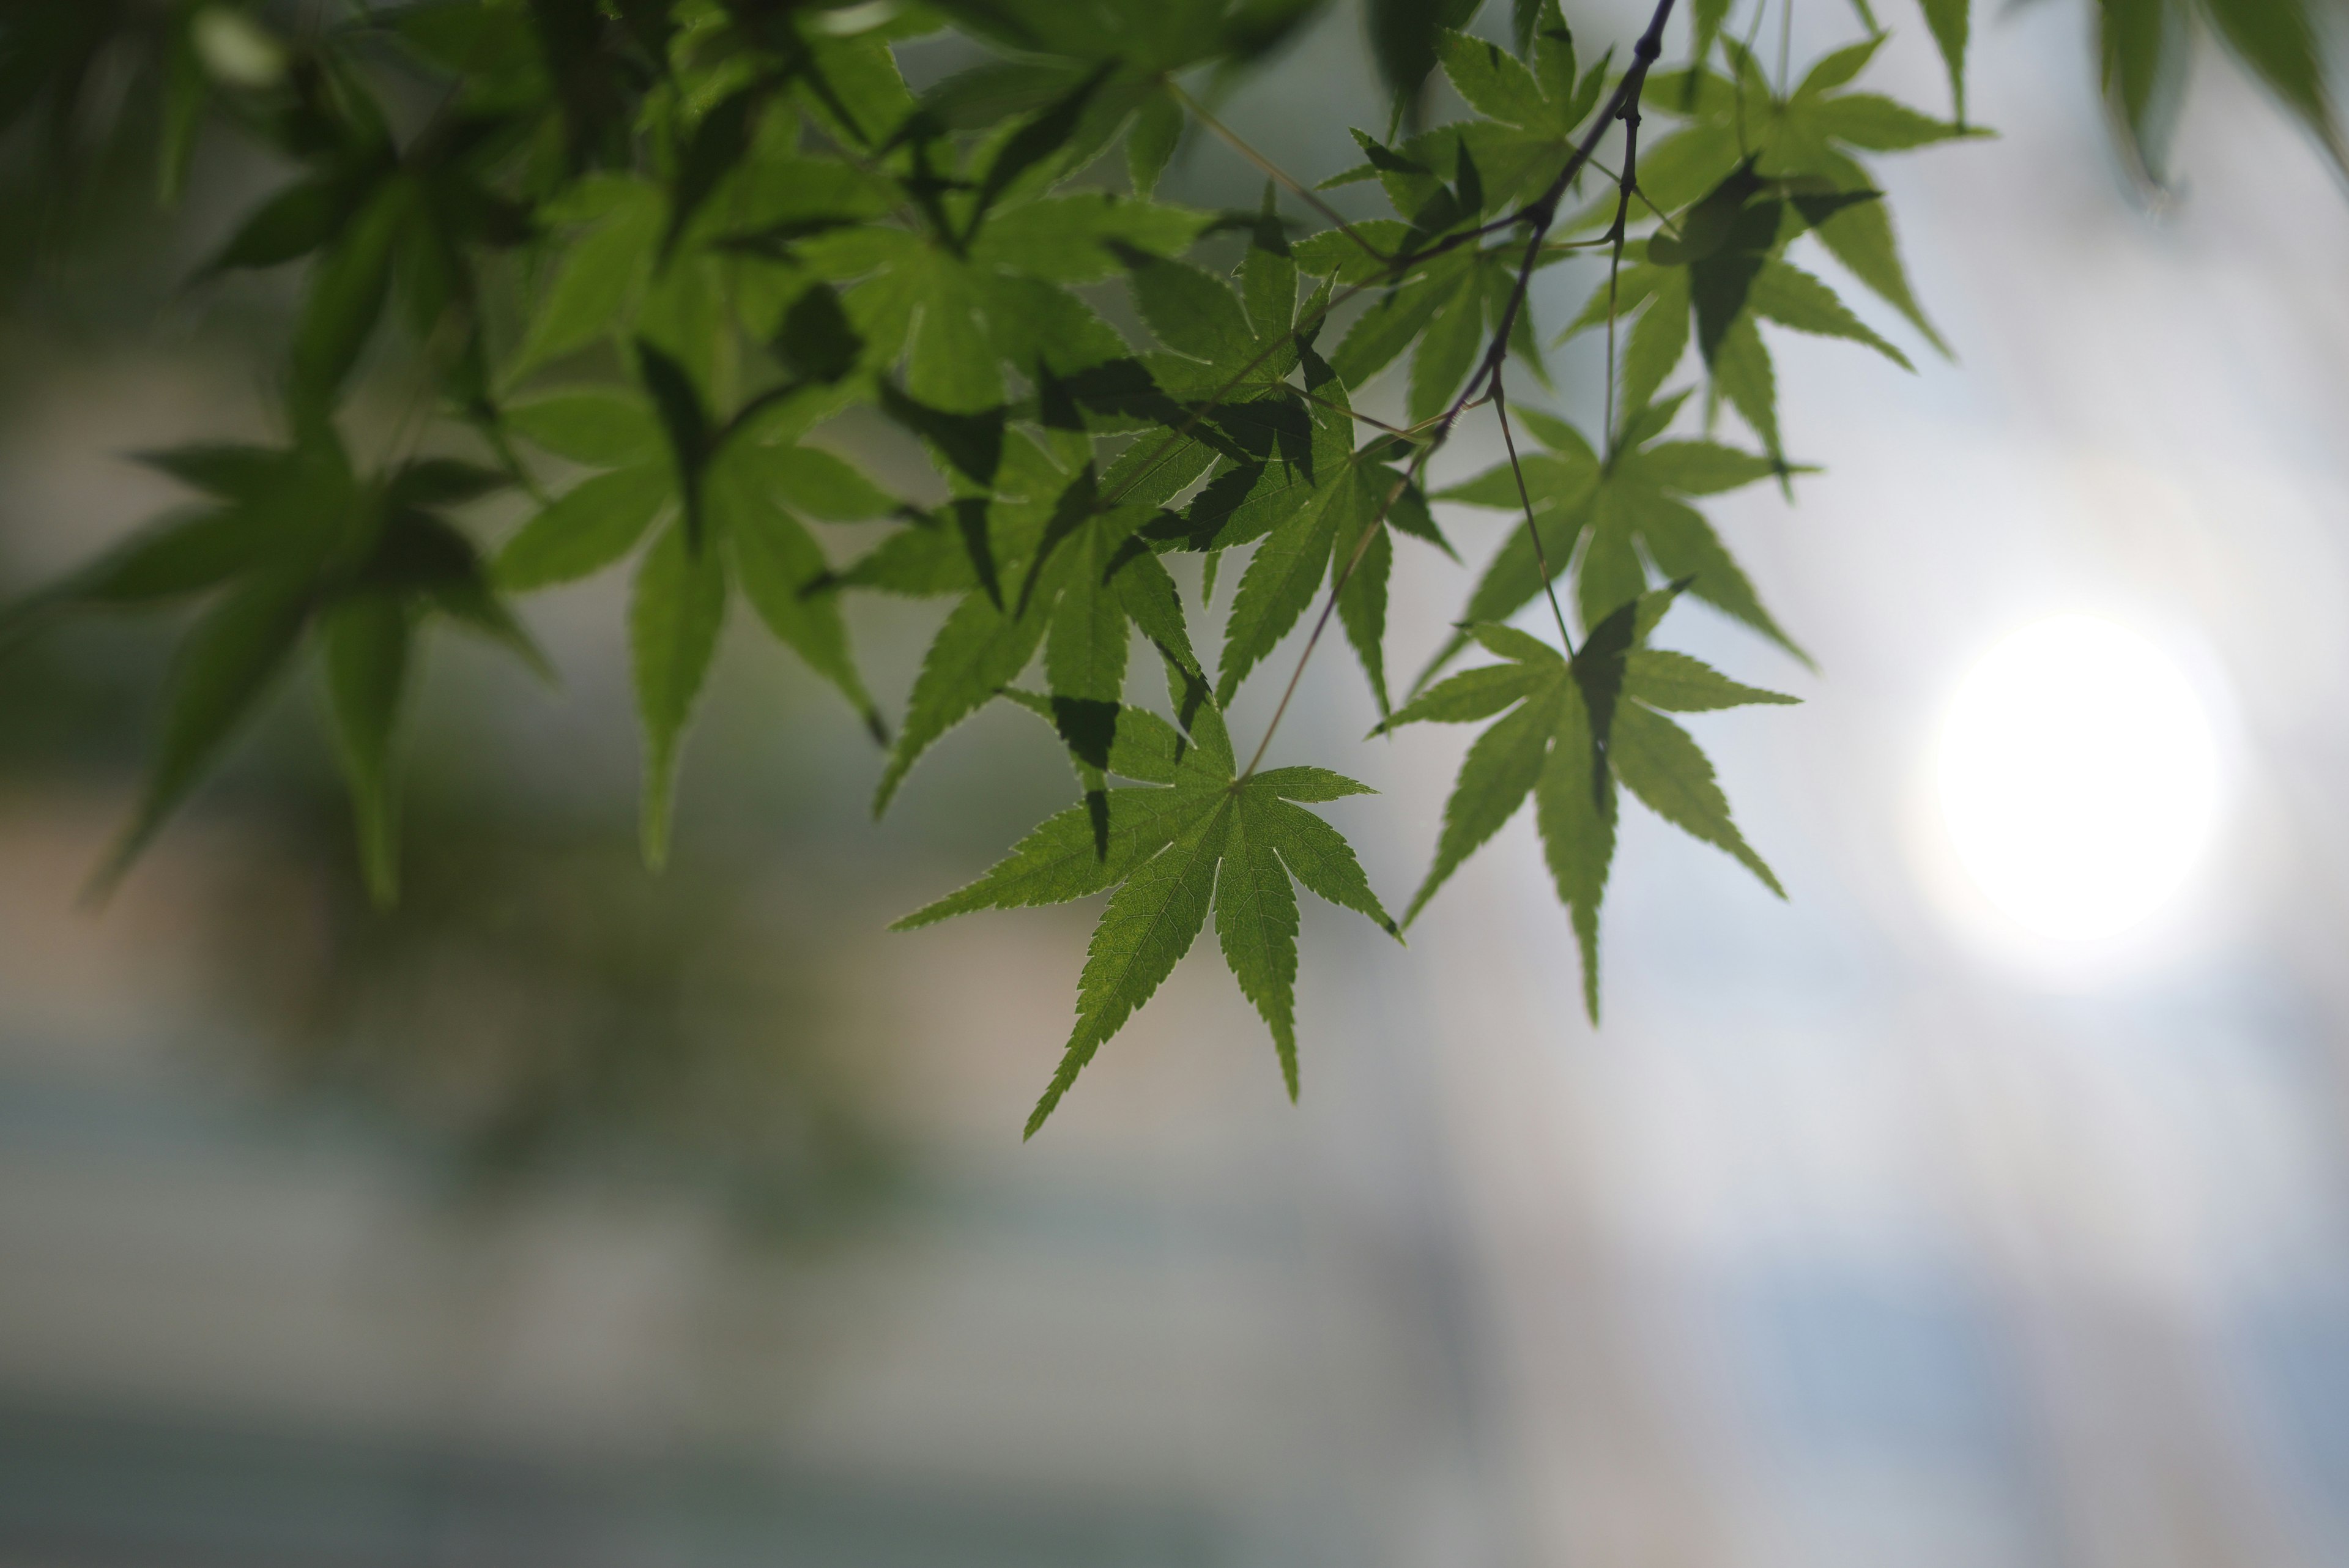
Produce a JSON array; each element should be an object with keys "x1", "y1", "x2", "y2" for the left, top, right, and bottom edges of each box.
[
  {"x1": 1234, "y1": 0, "x2": 1682, "y2": 775},
  {"x1": 1238, "y1": 447, "x2": 1435, "y2": 781},
  {"x1": 1491, "y1": 369, "x2": 1577, "y2": 657}
]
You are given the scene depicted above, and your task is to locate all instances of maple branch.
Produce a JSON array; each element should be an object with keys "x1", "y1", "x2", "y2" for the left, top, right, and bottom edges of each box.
[
  {"x1": 1601, "y1": 92, "x2": 1647, "y2": 446},
  {"x1": 1233, "y1": 0, "x2": 1681, "y2": 777},
  {"x1": 1471, "y1": 0, "x2": 1679, "y2": 412}
]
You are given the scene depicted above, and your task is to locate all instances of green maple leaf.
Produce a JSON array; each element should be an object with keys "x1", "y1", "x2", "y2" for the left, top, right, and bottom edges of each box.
[
  {"x1": 861, "y1": 425, "x2": 1209, "y2": 813},
  {"x1": 498, "y1": 350, "x2": 891, "y2": 792},
  {"x1": 892, "y1": 685, "x2": 1395, "y2": 1135},
  {"x1": 1325, "y1": 0, "x2": 1612, "y2": 229},
  {"x1": 4, "y1": 429, "x2": 537, "y2": 902},
  {"x1": 1389, "y1": 593, "x2": 1794, "y2": 1019},
  {"x1": 1560, "y1": 157, "x2": 1919, "y2": 461},
  {"x1": 1420, "y1": 399, "x2": 1802, "y2": 693},
  {"x1": 1618, "y1": 39, "x2": 1989, "y2": 362}
]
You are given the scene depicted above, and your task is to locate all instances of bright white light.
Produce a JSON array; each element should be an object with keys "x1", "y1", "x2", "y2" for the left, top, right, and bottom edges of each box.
[{"x1": 1935, "y1": 615, "x2": 2219, "y2": 942}]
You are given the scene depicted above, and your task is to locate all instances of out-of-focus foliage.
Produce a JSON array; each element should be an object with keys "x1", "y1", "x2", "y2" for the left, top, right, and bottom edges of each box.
[
  {"x1": 0, "y1": 0, "x2": 2337, "y2": 1135},
  {"x1": 216, "y1": 793, "x2": 894, "y2": 1227},
  {"x1": 2095, "y1": 0, "x2": 2345, "y2": 185}
]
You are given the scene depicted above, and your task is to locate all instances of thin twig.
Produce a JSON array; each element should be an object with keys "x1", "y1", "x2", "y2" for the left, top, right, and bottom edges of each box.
[
  {"x1": 1239, "y1": 450, "x2": 1432, "y2": 780},
  {"x1": 1469, "y1": 0, "x2": 1680, "y2": 414},
  {"x1": 1235, "y1": 0, "x2": 1683, "y2": 775},
  {"x1": 1777, "y1": 0, "x2": 1795, "y2": 97},
  {"x1": 1167, "y1": 80, "x2": 1391, "y2": 269},
  {"x1": 1491, "y1": 369, "x2": 1576, "y2": 657}
]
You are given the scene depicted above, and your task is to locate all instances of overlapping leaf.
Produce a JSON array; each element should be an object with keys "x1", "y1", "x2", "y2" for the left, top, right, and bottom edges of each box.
[
  {"x1": 894, "y1": 686, "x2": 1393, "y2": 1132},
  {"x1": 1424, "y1": 399, "x2": 1800, "y2": 688},
  {"x1": 1389, "y1": 596, "x2": 1793, "y2": 1017},
  {"x1": 1614, "y1": 42, "x2": 1984, "y2": 365}
]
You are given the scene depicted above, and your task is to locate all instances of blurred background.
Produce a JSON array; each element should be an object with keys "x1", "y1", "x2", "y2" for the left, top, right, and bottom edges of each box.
[{"x1": 4, "y1": 2, "x2": 2349, "y2": 1564}]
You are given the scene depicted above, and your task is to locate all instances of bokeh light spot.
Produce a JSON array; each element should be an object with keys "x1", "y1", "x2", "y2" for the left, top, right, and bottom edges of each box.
[{"x1": 1935, "y1": 615, "x2": 2219, "y2": 942}]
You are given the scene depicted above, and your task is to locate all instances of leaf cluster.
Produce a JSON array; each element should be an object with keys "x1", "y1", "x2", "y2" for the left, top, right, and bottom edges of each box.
[{"x1": 12, "y1": 0, "x2": 2271, "y2": 1134}]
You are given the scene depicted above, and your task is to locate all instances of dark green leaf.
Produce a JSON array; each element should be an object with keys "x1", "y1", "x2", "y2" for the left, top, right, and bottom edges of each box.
[
  {"x1": 719, "y1": 461, "x2": 879, "y2": 735},
  {"x1": 291, "y1": 176, "x2": 414, "y2": 414},
  {"x1": 629, "y1": 519, "x2": 727, "y2": 868},
  {"x1": 874, "y1": 583, "x2": 1052, "y2": 814},
  {"x1": 1216, "y1": 796, "x2": 1303, "y2": 1095},
  {"x1": 776, "y1": 283, "x2": 863, "y2": 384},
  {"x1": 320, "y1": 594, "x2": 409, "y2": 905},
  {"x1": 98, "y1": 575, "x2": 312, "y2": 893}
]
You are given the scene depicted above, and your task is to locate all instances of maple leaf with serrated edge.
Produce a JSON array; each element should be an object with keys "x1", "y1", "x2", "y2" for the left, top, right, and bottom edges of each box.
[
  {"x1": 862, "y1": 426, "x2": 1212, "y2": 814},
  {"x1": 892, "y1": 680, "x2": 1395, "y2": 1134},
  {"x1": 1419, "y1": 398, "x2": 1803, "y2": 695},
  {"x1": 1386, "y1": 590, "x2": 1794, "y2": 1019},
  {"x1": 1209, "y1": 343, "x2": 1419, "y2": 717},
  {"x1": 1606, "y1": 39, "x2": 1989, "y2": 363},
  {"x1": 1559, "y1": 157, "x2": 1919, "y2": 462}
]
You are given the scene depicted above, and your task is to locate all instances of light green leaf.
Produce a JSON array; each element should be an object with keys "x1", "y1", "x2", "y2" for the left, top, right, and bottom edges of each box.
[
  {"x1": 2098, "y1": 0, "x2": 2190, "y2": 182},
  {"x1": 1249, "y1": 766, "x2": 1377, "y2": 802},
  {"x1": 1254, "y1": 793, "x2": 1396, "y2": 935},
  {"x1": 1918, "y1": 0, "x2": 1969, "y2": 117},
  {"x1": 1710, "y1": 310, "x2": 1781, "y2": 458},
  {"x1": 736, "y1": 444, "x2": 894, "y2": 521},
  {"x1": 975, "y1": 193, "x2": 1210, "y2": 283},
  {"x1": 1030, "y1": 795, "x2": 1231, "y2": 1136},
  {"x1": 2199, "y1": 0, "x2": 2343, "y2": 168},
  {"x1": 1382, "y1": 662, "x2": 1540, "y2": 730},
  {"x1": 1438, "y1": 28, "x2": 1551, "y2": 128},
  {"x1": 1810, "y1": 152, "x2": 1950, "y2": 356},
  {"x1": 1532, "y1": 683, "x2": 1614, "y2": 1020},
  {"x1": 506, "y1": 390, "x2": 662, "y2": 469},
  {"x1": 1619, "y1": 270, "x2": 1693, "y2": 419},
  {"x1": 1404, "y1": 686, "x2": 1557, "y2": 924},
  {"x1": 1218, "y1": 465, "x2": 1349, "y2": 704},
  {"x1": 1128, "y1": 89, "x2": 1184, "y2": 198},
  {"x1": 1626, "y1": 648, "x2": 1800, "y2": 710},
  {"x1": 1608, "y1": 702, "x2": 1784, "y2": 895},
  {"x1": 1809, "y1": 94, "x2": 1974, "y2": 151},
  {"x1": 1045, "y1": 532, "x2": 1129, "y2": 702},
  {"x1": 1631, "y1": 440, "x2": 1780, "y2": 496},
  {"x1": 496, "y1": 465, "x2": 670, "y2": 590},
  {"x1": 1751, "y1": 258, "x2": 1915, "y2": 368},
  {"x1": 1637, "y1": 497, "x2": 1808, "y2": 662},
  {"x1": 1003, "y1": 689, "x2": 1188, "y2": 782},
  {"x1": 1408, "y1": 269, "x2": 1488, "y2": 425},
  {"x1": 1335, "y1": 506, "x2": 1393, "y2": 715},
  {"x1": 1576, "y1": 497, "x2": 1648, "y2": 631},
  {"x1": 511, "y1": 182, "x2": 660, "y2": 377},
  {"x1": 1331, "y1": 267, "x2": 1456, "y2": 390}
]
